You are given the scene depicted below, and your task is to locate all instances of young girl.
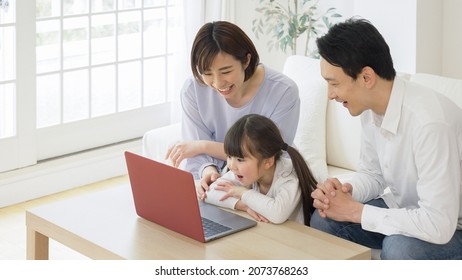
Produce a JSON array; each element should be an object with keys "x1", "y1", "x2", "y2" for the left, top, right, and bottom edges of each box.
[{"x1": 197, "y1": 114, "x2": 317, "y2": 226}]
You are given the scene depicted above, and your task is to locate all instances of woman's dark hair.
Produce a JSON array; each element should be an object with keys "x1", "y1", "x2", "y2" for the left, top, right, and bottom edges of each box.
[
  {"x1": 224, "y1": 114, "x2": 317, "y2": 226},
  {"x1": 316, "y1": 17, "x2": 396, "y2": 81},
  {"x1": 190, "y1": 21, "x2": 260, "y2": 85}
]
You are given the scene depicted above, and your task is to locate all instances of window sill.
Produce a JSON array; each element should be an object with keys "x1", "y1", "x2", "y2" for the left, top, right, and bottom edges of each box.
[{"x1": 0, "y1": 139, "x2": 141, "y2": 208}]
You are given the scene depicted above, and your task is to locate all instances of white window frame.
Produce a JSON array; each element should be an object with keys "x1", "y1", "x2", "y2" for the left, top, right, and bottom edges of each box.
[
  {"x1": 1, "y1": 1, "x2": 179, "y2": 173},
  {"x1": 34, "y1": 1, "x2": 176, "y2": 160},
  {"x1": 0, "y1": 0, "x2": 36, "y2": 172}
]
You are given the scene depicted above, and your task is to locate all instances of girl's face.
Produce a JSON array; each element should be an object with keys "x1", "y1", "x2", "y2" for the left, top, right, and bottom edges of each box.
[
  {"x1": 201, "y1": 52, "x2": 249, "y2": 104},
  {"x1": 226, "y1": 153, "x2": 271, "y2": 187}
]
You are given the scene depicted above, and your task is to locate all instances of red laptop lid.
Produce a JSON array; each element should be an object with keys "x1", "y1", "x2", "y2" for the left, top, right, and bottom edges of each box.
[{"x1": 124, "y1": 151, "x2": 205, "y2": 242}]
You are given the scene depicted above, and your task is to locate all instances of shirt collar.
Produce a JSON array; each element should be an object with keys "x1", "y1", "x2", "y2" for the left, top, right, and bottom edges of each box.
[{"x1": 372, "y1": 77, "x2": 404, "y2": 136}]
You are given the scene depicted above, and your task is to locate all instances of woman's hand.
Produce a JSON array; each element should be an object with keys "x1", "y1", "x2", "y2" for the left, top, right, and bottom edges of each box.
[
  {"x1": 165, "y1": 141, "x2": 204, "y2": 167},
  {"x1": 165, "y1": 141, "x2": 227, "y2": 168},
  {"x1": 196, "y1": 166, "x2": 221, "y2": 200},
  {"x1": 195, "y1": 181, "x2": 208, "y2": 201}
]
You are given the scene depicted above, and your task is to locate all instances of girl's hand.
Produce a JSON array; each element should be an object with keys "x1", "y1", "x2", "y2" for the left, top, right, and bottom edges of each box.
[
  {"x1": 246, "y1": 208, "x2": 270, "y2": 223},
  {"x1": 214, "y1": 180, "x2": 248, "y2": 200},
  {"x1": 235, "y1": 200, "x2": 269, "y2": 223}
]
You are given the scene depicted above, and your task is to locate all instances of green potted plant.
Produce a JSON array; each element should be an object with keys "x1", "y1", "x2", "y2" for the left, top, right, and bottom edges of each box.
[{"x1": 252, "y1": 0, "x2": 342, "y2": 58}]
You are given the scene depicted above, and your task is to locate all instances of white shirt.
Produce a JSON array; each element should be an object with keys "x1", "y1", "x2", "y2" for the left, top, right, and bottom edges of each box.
[{"x1": 351, "y1": 77, "x2": 462, "y2": 244}]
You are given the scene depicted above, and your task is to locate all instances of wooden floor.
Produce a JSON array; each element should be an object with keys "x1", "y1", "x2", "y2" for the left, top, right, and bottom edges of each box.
[{"x1": 0, "y1": 175, "x2": 129, "y2": 260}]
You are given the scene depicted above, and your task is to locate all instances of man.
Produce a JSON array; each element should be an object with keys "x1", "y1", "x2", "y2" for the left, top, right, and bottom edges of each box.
[{"x1": 310, "y1": 17, "x2": 462, "y2": 259}]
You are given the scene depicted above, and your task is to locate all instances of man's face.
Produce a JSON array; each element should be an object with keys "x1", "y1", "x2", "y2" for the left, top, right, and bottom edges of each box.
[{"x1": 320, "y1": 58, "x2": 368, "y2": 116}]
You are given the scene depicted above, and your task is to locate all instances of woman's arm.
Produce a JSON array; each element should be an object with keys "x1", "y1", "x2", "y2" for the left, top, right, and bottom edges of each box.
[
  {"x1": 178, "y1": 79, "x2": 225, "y2": 179},
  {"x1": 165, "y1": 140, "x2": 226, "y2": 168},
  {"x1": 197, "y1": 141, "x2": 226, "y2": 161}
]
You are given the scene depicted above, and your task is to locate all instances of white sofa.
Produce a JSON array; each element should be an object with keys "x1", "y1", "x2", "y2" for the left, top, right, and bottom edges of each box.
[{"x1": 143, "y1": 54, "x2": 462, "y2": 184}]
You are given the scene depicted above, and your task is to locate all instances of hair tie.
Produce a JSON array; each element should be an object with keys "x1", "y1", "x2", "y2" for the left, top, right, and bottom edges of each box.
[{"x1": 281, "y1": 143, "x2": 289, "y2": 151}]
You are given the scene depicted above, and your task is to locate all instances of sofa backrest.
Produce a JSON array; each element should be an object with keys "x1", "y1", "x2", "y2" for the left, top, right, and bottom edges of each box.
[
  {"x1": 282, "y1": 55, "x2": 329, "y2": 181},
  {"x1": 283, "y1": 55, "x2": 361, "y2": 177},
  {"x1": 410, "y1": 73, "x2": 462, "y2": 109},
  {"x1": 326, "y1": 101, "x2": 362, "y2": 171}
]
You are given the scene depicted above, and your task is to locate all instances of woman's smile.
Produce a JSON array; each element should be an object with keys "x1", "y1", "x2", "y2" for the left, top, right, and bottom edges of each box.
[{"x1": 216, "y1": 85, "x2": 234, "y2": 95}]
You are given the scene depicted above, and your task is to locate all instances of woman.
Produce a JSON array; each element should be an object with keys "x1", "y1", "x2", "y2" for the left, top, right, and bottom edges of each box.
[{"x1": 165, "y1": 21, "x2": 300, "y2": 188}]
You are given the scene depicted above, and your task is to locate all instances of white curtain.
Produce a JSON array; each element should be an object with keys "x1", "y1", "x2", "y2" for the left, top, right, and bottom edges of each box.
[{"x1": 170, "y1": 0, "x2": 234, "y2": 122}]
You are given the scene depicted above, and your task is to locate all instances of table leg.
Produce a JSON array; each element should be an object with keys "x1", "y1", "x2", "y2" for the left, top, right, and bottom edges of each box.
[{"x1": 27, "y1": 227, "x2": 49, "y2": 260}]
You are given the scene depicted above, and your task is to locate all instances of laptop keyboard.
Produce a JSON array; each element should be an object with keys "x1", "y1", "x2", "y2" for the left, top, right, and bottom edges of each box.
[{"x1": 202, "y1": 217, "x2": 232, "y2": 237}]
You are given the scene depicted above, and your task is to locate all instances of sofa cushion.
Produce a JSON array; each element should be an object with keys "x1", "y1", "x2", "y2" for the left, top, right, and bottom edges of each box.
[{"x1": 283, "y1": 55, "x2": 329, "y2": 182}]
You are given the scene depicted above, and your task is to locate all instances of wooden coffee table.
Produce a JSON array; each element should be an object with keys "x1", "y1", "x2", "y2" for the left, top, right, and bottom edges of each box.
[{"x1": 26, "y1": 184, "x2": 371, "y2": 260}]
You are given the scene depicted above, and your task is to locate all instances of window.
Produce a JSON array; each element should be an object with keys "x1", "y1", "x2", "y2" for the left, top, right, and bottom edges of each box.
[
  {"x1": 0, "y1": 0, "x2": 20, "y2": 172},
  {"x1": 0, "y1": 0, "x2": 185, "y2": 172}
]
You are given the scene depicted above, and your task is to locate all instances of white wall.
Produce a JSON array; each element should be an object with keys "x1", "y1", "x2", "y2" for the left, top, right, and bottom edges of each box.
[
  {"x1": 416, "y1": 0, "x2": 443, "y2": 75},
  {"x1": 353, "y1": 0, "x2": 417, "y2": 74},
  {"x1": 442, "y1": 0, "x2": 462, "y2": 79},
  {"x1": 234, "y1": 0, "x2": 462, "y2": 79},
  {"x1": 234, "y1": 1, "x2": 287, "y2": 71}
]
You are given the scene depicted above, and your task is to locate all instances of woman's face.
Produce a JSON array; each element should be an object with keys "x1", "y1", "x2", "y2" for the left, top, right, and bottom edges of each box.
[{"x1": 201, "y1": 52, "x2": 248, "y2": 102}]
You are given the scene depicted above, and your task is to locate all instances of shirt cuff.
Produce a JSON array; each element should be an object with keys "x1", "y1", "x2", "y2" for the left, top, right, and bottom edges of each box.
[{"x1": 361, "y1": 204, "x2": 383, "y2": 232}]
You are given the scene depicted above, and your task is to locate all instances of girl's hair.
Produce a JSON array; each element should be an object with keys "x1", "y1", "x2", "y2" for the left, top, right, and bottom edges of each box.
[
  {"x1": 224, "y1": 114, "x2": 317, "y2": 226},
  {"x1": 190, "y1": 21, "x2": 260, "y2": 85}
]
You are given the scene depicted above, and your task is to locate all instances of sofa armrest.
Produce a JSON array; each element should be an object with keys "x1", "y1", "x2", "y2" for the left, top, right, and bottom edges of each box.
[{"x1": 142, "y1": 122, "x2": 181, "y2": 164}]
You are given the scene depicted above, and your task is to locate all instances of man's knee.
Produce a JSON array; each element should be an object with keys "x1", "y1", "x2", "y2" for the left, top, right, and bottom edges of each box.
[
  {"x1": 381, "y1": 235, "x2": 410, "y2": 259},
  {"x1": 381, "y1": 235, "x2": 430, "y2": 260}
]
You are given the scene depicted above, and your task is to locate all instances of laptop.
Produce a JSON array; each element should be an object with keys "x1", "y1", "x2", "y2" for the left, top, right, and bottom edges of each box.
[{"x1": 124, "y1": 151, "x2": 257, "y2": 243}]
